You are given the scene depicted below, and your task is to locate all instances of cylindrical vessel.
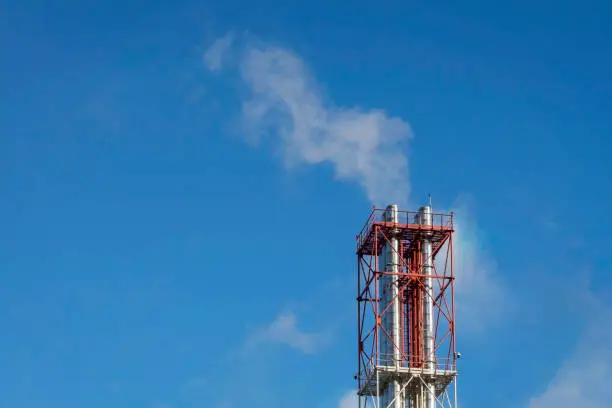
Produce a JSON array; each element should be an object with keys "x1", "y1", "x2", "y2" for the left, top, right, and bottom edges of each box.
[
  {"x1": 381, "y1": 204, "x2": 403, "y2": 408},
  {"x1": 419, "y1": 205, "x2": 436, "y2": 408}
]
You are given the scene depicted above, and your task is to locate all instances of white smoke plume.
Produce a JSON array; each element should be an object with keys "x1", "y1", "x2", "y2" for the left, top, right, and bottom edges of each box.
[
  {"x1": 204, "y1": 33, "x2": 412, "y2": 206},
  {"x1": 338, "y1": 390, "x2": 358, "y2": 408},
  {"x1": 451, "y1": 201, "x2": 508, "y2": 334},
  {"x1": 203, "y1": 32, "x2": 234, "y2": 72},
  {"x1": 204, "y1": 33, "x2": 507, "y2": 334}
]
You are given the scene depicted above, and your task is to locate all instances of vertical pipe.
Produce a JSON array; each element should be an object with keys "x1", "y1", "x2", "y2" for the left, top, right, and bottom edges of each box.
[
  {"x1": 389, "y1": 206, "x2": 401, "y2": 370},
  {"x1": 377, "y1": 369, "x2": 380, "y2": 408},
  {"x1": 381, "y1": 205, "x2": 402, "y2": 408},
  {"x1": 418, "y1": 205, "x2": 435, "y2": 408},
  {"x1": 390, "y1": 206, "x2": 402, "y2": 408},
  {"x1": 454, "y1": 375, "x2": 458, "y2": 408},
  {"x1": 375, "y1": 224, "x2": 379, "y2": 368},
  {"x1": 374, "y1": 225, "x2": 380, "y2": 408}
]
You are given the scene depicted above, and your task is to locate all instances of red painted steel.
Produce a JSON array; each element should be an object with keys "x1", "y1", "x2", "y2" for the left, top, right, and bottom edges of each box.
[{"x1": 356, "y1": 208, "x2": 456, "y2": 394}]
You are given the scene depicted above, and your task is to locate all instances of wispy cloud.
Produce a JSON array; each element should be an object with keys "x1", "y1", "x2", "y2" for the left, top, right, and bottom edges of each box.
[
  {"x1": 205, "y1": 29, "x2": 510, "y2": 348},
  {"x1": 338, "y1": 390, "x2": 358, "y2": 408},
  {"x1": 450, "y1": 198, "x2": 509, "y2": 335},
  {"x1": 203, "y1": 32, "x2": 234, "y2": 72},
  {"x1": 527, "y1": 307, "x2": 612, "y2": 408},
  {"x1": 204, "y1": 33, "x2": 509, "y2": 336},
  {"x1": 203, "y1": 32, "x2": 412, "y2": 206},
  {"x1": 244, "y1": 312, "x2": 331, "y2": 354}
]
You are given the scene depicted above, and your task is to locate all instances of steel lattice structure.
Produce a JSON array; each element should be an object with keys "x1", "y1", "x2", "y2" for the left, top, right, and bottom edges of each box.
[{"x1": 356, "y1": 204, "x2": 458, "y2": 408}]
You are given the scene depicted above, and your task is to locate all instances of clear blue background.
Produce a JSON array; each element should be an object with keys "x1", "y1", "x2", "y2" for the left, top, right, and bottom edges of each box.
[{"x1": 1, "y1": 1, "x2": 611, "y2": 407}]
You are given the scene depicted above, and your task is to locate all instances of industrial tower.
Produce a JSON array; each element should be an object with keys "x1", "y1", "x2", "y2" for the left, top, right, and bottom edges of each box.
[{"x1": 356, "y1": 202, "x2": 457, "y2": 408}]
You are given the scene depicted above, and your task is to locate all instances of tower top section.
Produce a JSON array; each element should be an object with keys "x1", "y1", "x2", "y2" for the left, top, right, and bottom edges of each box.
[
  {"x1": 356, "y1": 205, "x2": 454, "y2": 257},
  {"x1": 356, "y1": 202, "x2": 458, "y2": 408}
]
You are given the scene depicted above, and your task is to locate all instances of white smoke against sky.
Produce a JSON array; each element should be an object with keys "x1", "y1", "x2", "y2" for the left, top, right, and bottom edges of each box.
[
  {"x1": 450, "y1": 199, "x2": 508, "y2": 335},
  {"x1": 204, "y1": 32, "x2": 412, "y2": 206},
  {"x1": 203, "y1": 32, "x2": 234, "y2": 71},
  {"x1": 203, "y1": 32, "x2": 612, "y2": 408},
  {"x1": 338, "y1": 390, "x2": 358, "y2": 408},
  {"x1": 204, "y1": 33, "x2": 507, "y2": 333}
]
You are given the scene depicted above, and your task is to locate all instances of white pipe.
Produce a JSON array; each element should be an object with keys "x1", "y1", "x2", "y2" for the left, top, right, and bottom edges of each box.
[
  {"x1": 390, "y1": 205, "x2": 402, "y2": 408},
  {"x1": 454, "y1": 375, "x2": 458, "y2": 408},
  {"x1": 420, "y1": 205, "x2": 435, "y2": 408},
  {"x1": 381, "y1": 205, "x2": 402, "y2": 408}
]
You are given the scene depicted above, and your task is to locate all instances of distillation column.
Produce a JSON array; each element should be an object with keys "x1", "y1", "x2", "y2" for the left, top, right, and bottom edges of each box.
[
  {"x1": 380, "y1": 205, "x2": 403, "y2": 408},
  {"x1": 356, "y1": 201, "x2": 457, "y2": 408},
  {"x1": 418, "y1": 204, "x2": 436, "y2": 408}
]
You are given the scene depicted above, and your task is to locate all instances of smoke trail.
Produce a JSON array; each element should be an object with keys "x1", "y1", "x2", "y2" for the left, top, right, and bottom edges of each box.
[
  {"x1": 450, "y1": 199, "x2": 508, "y2": 334},
  {"x1": 204, "y1": 33, "x2": 412, "y2": 206},
  {"x1": 204, "y1": 34, "x2": 507, "y2": 334}
]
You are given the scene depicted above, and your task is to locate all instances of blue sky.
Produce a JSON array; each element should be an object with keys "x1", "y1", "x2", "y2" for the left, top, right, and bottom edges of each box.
[{"x1": 1, "y1": 0, "x2": 611, "y2": 407}]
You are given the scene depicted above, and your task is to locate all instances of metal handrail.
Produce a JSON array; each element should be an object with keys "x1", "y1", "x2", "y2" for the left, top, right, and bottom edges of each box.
[
  {"x1": 357, "y1": 208, "x2": 454, "y2": 249},
  {"x1": 360, "y1": 354, "x2": 456, "y2": 377}
]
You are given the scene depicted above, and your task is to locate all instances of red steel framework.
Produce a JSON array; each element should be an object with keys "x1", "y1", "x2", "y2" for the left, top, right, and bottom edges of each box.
[{"x1": 356, "y1": 207, "x2": 456, "y2": 401}]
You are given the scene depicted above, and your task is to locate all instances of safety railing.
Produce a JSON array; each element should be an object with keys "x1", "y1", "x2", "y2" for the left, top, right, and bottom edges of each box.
[
  {"x1": 357, "y1": 208, "x2": 454, "y2": 250},
  {"x1": 361, "y1": 353, "x2": 456, "y2": 375}
]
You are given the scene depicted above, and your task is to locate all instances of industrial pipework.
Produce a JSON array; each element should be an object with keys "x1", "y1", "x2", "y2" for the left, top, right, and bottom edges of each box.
[{"x1": 356, "y1": 199, "x2": 457, "y2": 408}]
